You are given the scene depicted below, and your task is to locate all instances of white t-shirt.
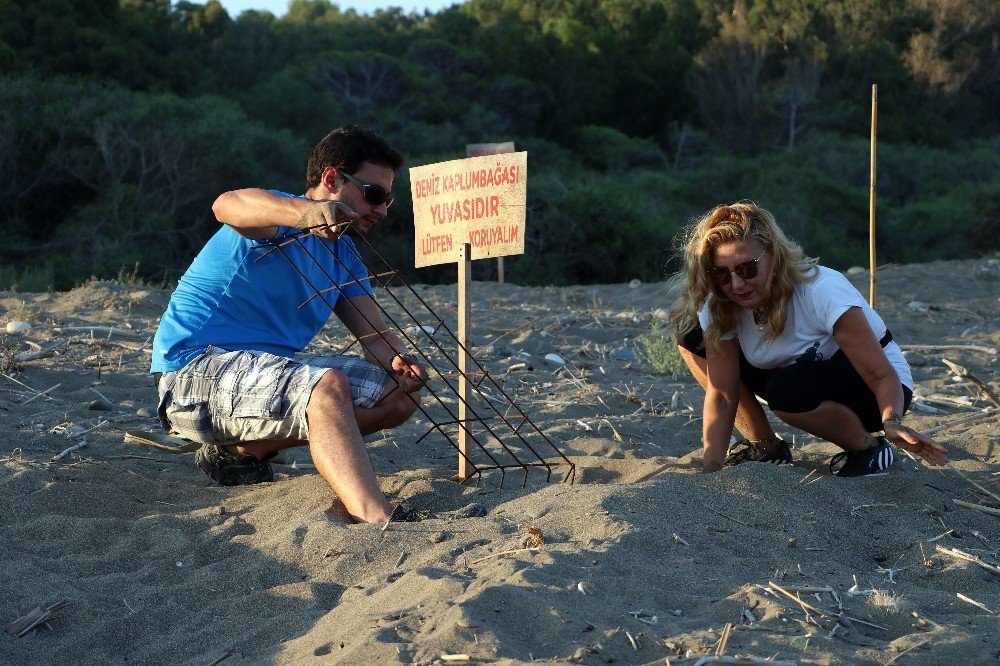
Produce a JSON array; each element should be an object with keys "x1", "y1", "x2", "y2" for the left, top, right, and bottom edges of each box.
[{"x1": 698, "y1": 266, "x2": 912, "y2": 389}]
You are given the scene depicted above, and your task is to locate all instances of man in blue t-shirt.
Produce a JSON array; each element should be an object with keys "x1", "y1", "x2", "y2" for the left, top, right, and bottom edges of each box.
[{"x1": 151, "y1": 125, "x2": 423, "y2": 524}]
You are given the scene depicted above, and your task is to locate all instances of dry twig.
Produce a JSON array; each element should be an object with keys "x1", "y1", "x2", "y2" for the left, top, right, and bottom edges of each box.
[
  {"x1": 5, "y1": 600, "x2": 69, "y2": 637},
  {"x1": 941, "y1": 358, "x2": 1000, "y2": 408},
  {"x1": 935, "y1": 544, "x2": 1000, "y2": 576}
]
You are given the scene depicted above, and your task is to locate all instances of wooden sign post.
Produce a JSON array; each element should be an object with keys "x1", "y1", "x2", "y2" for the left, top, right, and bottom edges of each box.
[
  {"x1": 410, "y1": 152, "x2": 528, "y2": 480},
  {"x1": 466, "y1": 142, "x2": 516, "y2": 284},
  {"x1": 869, "y1": 83, "x2": 878, "y2": 308}
]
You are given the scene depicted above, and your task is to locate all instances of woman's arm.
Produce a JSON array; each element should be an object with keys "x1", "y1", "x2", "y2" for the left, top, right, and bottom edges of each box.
[
  {"x1": 833, "y1": 307, "x2": 948, "y2": 466},
  {"x1": 702, "y1": 338, "x2": 742, "y2": 472}
]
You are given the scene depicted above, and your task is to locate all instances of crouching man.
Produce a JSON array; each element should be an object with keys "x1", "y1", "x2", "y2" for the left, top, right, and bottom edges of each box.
[{"x1": 151, "y1": 125, "x2": 422, "y2": 524}]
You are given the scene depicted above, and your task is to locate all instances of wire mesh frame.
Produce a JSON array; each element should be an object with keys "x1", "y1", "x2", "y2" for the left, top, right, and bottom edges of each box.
[{"x1": 253, "y1": 226, "x2": 576, "y2": 487}]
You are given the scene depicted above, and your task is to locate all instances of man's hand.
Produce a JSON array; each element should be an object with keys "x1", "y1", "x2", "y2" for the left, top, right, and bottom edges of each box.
[
  {"x1": 296, "y1": 201, "x2": 359, "y2": 241},
  {"x1": 391, "y1": 353, "x2": 424, "y2": 393}
]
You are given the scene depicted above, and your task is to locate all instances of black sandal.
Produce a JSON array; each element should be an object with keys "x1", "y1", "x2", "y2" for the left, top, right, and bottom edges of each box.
[
  {"x1": 724, "y1": 436, "x2": 793, "y2": 467},
  {"x1": 194, "y1": 443, "x2": 274, "y2": 486}
]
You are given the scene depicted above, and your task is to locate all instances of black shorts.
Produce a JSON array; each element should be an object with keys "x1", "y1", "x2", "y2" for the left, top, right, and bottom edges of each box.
[{"x1": 678, "y1": 324, "x2": 912, "y2": 432}]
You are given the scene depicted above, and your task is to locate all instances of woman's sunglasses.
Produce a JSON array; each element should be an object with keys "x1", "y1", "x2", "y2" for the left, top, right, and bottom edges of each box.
[
  {"x1": 341, "y1": 171, "x2": 394, "y2": 208},
  {"x1": 708, "y1": 249, "x2": 766, "y2": 286}
]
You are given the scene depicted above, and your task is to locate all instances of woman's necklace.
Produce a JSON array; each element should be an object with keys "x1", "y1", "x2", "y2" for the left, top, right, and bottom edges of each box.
[{"x1": 752, "y1": 305, "x2": 768, "y2": 331}]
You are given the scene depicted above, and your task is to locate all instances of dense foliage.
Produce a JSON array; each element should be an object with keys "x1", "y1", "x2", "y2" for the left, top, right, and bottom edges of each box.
[{"x1": 1, "y1": 0, "x2": 997, "y2": 290}]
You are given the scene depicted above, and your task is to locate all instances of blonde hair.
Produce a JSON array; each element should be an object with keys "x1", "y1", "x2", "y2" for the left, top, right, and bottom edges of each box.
[{"x1": 668, "y1": 201, "x2": 818, "y2": 352}]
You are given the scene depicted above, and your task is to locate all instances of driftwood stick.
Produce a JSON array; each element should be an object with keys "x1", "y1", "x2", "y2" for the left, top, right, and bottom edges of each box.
[
  {"x1": 685, "y1": 657, "x2": 798, "y2": 666},
  {"x1": 948, "y1": 467, "x2": 1000, "y2": 505},
  {"x1": 767, "y1": 582, "x2": 887, "y2": 630},
  {"x1": 18, "y1": 382, "x2": 61, "y2": 405},
  {"x1": 13, "y1": 342, "x2": 67, "y2": 362},
  {"x1": 71, "y1": 419, "x2": 110, "y2": 438},
  {"x1": 887, "y1": 639, "x2": 933, "y2": 665},
  {"x1": 935, "y1": 544, "x2": 1000, "y2": 576},
  {"x1": 953, "y1": 498, "x2": 1000, "y2": 518},
  {"x1": 901, "y1": 344, "x2": 998, "y2": 354},
  {"x1": 50, "y1": 440, "x2": 87, "y2": 462},
  {"x1": 4, "y1": 600, "x2": 69, "y2": 637},
  {"x1": 768, "y1": 582, "x2": 829, "y2": 617},
  {"x1": 941, "y1": 358, "x2": 1000, "y2": 408},
  {"x1": 702, "y1": 503, "x2": 750, "y2": 527},
  {"x1": 920, "y1": 408, "x2": 999, "y2": 435},
  {"x1": 56, "y1": 325, "x2": 146, "y2": 339},
  {"x1": 956, "y1": 593, "x2": 994, "y2": 614},
  {"x1": 469, "y1": 547, "x2": 540, "y2": 566}
]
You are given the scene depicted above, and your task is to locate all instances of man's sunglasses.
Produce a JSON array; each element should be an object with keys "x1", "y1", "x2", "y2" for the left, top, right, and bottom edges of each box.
[
  {"x1": 708, "y1": 249, "x2": 767, "y2": 286},
  {"x1": 341, "y1": 171, "x2": 393, "y2": 208}
]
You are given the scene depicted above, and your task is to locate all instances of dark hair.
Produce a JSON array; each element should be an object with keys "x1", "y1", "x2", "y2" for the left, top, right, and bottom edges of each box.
[{"x1": 305, "y1": 125, "x2": 404, "y2": 188}]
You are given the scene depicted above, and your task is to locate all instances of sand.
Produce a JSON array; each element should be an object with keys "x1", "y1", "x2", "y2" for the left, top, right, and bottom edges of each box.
[{"x1": 1, "y1": 258, "x2": 999, "y2": 665}]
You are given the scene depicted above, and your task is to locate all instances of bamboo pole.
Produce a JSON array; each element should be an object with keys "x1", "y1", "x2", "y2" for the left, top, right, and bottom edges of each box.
[
  {"x1": 869, "y1": 83, "x2": 878, "y2": 308},
  {"x1": 457, "y1": 243, "x2": 472, "y2": 481}
]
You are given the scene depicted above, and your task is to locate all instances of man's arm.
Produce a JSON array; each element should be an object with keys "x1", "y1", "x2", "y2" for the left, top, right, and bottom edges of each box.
[
  {"x1": 212, "y1": 188, "x2": 357, "y2": 241},
  {"x1": 335, "y1": 294, "x2": 424, "y2": 393}
]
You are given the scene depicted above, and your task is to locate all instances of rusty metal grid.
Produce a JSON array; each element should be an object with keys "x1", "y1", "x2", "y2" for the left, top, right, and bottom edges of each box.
[{"x1": 253, "y1": 225, "x2": 576, "y2": 487}]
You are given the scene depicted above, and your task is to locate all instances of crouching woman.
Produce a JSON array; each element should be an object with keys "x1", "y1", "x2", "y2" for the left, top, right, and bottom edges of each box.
[{"x1": 668, "y1": 202, "x2": 948, "y2": 476}]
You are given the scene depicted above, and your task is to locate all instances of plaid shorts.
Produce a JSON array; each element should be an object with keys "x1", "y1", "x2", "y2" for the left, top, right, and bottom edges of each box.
[{"x1": 156, "y1": 346, "x2": 389, "y2": 445}]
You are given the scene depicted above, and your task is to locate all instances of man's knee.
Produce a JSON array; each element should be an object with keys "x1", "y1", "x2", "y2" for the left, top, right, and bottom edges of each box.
[{"x1": 308, "y1": 370, "x2": 353, "y2": 412}]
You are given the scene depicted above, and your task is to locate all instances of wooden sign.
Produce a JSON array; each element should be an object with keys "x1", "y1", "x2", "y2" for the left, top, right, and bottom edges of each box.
[
  {"x1": 410, "y1": 152, "x2": 527, "y2": 268},
  {"x1": 466, "y1": 141, "x2": 515, "y2": 157}
]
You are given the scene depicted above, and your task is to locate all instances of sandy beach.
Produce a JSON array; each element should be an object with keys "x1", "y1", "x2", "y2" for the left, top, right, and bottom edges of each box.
[{"x1": 2, "y1": 258, "x2": 999, "y2": 665}]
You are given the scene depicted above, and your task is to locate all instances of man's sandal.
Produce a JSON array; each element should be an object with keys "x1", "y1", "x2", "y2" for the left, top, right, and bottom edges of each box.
[
  {"x1": 194, "y1": 443, "x2": 275, "y2": 486},
  {"x1": 724, "y1": 436, "x2": 793, "y2": 467}
]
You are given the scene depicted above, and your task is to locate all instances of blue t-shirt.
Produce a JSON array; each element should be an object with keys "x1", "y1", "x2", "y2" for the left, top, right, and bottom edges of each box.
[{"x1": 150, "y1": 191, "x2": 373, "y2": 373}]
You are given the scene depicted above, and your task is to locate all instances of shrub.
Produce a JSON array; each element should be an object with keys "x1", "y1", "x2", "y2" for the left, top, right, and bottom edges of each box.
[{"x1": 635, "y1": 318, "x2": 688, "y2": 376}]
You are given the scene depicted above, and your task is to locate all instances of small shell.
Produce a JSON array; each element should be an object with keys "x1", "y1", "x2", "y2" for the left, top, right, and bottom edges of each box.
[
  {"x1": 6, "y1": 320, "x2": 32, "y2": 334},
  {"x1": 543, "y1": 353, "x2": 565, "y2": 366}
]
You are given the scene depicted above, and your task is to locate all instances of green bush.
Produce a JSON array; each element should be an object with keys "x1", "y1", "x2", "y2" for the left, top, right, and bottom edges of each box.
[{"x1": 635, "y1": 319, "x2": 688, "y2": 376}]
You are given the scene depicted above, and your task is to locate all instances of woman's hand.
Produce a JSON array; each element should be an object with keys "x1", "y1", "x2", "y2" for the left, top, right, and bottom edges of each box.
[{"x1": 883, "y1": 421, "x2": 949, "y2": 466}]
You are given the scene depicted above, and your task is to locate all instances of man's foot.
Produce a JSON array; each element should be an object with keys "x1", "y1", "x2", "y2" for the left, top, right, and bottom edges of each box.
[
  {"x1": 195, "y1": 443, "x2": 274, "y2": 486},
  {"x1": 830, "y1": 437, "x2": 896, "y2": 477},
  {"x1": 724, "y1": 436, "x2": 792, "y2": 467}
]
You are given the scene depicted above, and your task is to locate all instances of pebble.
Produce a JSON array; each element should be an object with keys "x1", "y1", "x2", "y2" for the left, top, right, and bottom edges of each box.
[
  {"x1": 5, "y1": 320, "x2": 31, "y2": 334},
  {"x1": 846, "y1": 266, "x2": 866, "y2": 275},
  {"x1": 460, "y1": 503, "x2": 488, "y2": 518},
  {"x1": 429, "y1": 532, "x2": 447, "y2": 544},
  {"x1": 136, "y1": 407, "x2": 154, "y2": 417},
  {"x1": 609, "y1": 347, "x2": 636, "y2": 362},
  {"x1": 906, "y1": 300, "x2": 929, "y2": 312},
  {"x1": 787, "y1": 537, "x2": 797, "y2": 548},
  {"x1": 628, "y1": 279, "x2": 642, "y2": 288},
  {"x1": 543, "y1": 353, "x2": 565, "y2": 366},
  {"x1": 88, "y1": 398, "x2": 113, "y2": 411}
]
